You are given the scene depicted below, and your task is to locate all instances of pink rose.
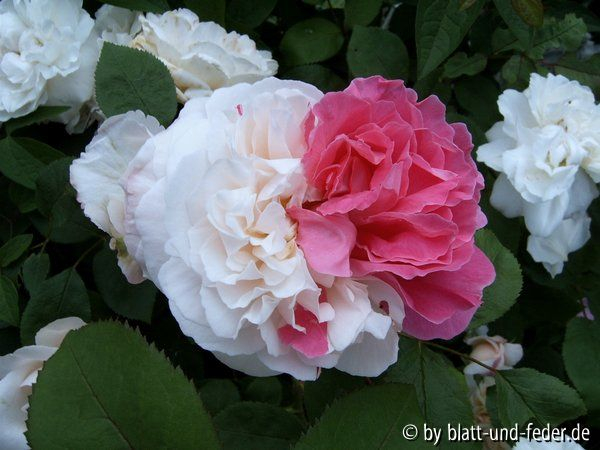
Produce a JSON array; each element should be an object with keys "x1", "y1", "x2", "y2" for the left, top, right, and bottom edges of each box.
[{"x1": 289, "y1": 76, "x2": 495, "y2": 340}]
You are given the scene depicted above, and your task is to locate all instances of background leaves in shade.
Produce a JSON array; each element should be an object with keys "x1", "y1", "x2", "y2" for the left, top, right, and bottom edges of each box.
[
  {"x1": 280, "y1": 18, "x2": 344, "y2": 67},
  {"x1": 214, "y1": 402, "x2": 304, "y2": 450},
  {"x1": 563, "y1": 317, "x2": 600, "y2": 426},
  {"x1": 347, "y1": 26, "x2": 410, "y2": 80},
  {"x1": 95, "y1": 43, "x2": 177, "y2": 127},
  {"x1": 415, "y1": 0, "x2": 484, "y2": 78},
  {"x1": 93, "y1": 245, "x2": 157, "y2": 323},
  {"x1": 20, "y1": 268, "x2": 91, "y2": 344},
  {"x1": 25, "y1": 321, "x2": 219, "y2": 449}
]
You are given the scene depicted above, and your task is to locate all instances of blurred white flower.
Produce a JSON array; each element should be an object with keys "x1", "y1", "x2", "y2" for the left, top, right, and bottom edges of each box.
[
  {"x1": 0, "y1": 0, "x2": 100, "y2": 131},
  {"x1": 130, "y1": 9, "x2": 278, "y2": 102},
  {"x1": 117, "y1": 78, "x2": 401, "y2": 379},
  {"x1": 94, "y1": 4, "x2": 141, "y2": 46},
  {"x1": 478, "y1": 73, "x2": 600, "y2": 276},
  {"x1": 0, "y1": 317, "x2": 86, "y2": 449},
  {"x1": 513, "y1": 437, "x2": 585, "y2": 450},
  {"x1": 70, "y1": 110, "x2": 164, "y2": 283},
  {"x1": 464, "y1": 326, "x2": 523, "y2": 376}
]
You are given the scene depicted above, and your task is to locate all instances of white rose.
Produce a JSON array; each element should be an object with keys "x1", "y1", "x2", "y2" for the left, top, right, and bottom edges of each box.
[
  {"x1": 513, "y1": 437, "x2": 584, "y2": 450},
  {"x1": 478, "y1": 74, "x2": 597, "y2": 204},
  {"x1": 130, "y1": 9, "x2": 278, "y2": 102},
  {"x1": 478, "y1": 73, "x2": 600, "y2": 276},
  {"x1": 0, "y1": 317, "x2": 86, "y2": 449},
  {"x1": 70, "y1": 110, "x2": 164, "y2": 283},
  {"x1": 464, "y1": 326, "x2": 523, "y2": 376},
  {"x1": 120, "y1": 78, "x2": 402, "y2": 379},
  {"x1": 94, "y1": 5, "x2": 141, "y2": 46},
  {"x1": 0, "y1": 0, "x2": 100, "y2": 132}
]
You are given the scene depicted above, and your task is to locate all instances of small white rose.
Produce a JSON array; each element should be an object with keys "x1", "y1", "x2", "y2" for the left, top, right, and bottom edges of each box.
[
  {"x1": 94, "y1": 4, "x2": 142, "y2": 46},
  {"x1": 464, "y1": 326, "x2": 523, "y2": 376},
  {"x1": 0, "y1": 317, "x2": 86, "y2": 450},
  {"x1": 130, "y1": 9, "x2": 278, "y2": 102},
  {"x1": 0, "y1": 0, "x2": 100, "y2": 132}
]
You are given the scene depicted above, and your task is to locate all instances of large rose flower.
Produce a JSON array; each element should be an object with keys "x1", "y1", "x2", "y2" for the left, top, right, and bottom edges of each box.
[
  {"x1": 130, "y1": 9, "x2": 278, "y2": 102},
  {"x1": 0, "y1": 0, "x2": 100, "y2": 131},
  {"x1": 0, "y1": 317, "x2": 85, "y2": 449},
  {"x1": 74, "y1": 78, "x2": 402, "y2": 380},
  {"x1": 289, "y1": 76, "x2": 495, "y2": 340}
]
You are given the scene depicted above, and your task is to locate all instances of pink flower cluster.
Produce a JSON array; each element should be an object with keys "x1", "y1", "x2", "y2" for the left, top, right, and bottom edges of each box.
[{"x1": 290, "y1": 76, "x2": 495, "y2": 340}]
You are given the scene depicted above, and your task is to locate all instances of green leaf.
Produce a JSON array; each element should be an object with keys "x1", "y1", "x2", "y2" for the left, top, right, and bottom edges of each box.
[
  {"x1": 215, "y1": 402, "x2": 304, "y2": 450},
  {"x1": 563, "y1": 318, "x2": 600, "y2": 425},
  {"x1": 296, "y1": 384, "x2": 433, "y2": 449},
  {"x1": 527, "y1": 14, "x2": 587, "y2": 59},
  {"x1": 442, "y1": 52, "x2": 487, "y2": 79},
  {"x1": 0, "y1": 137, "x2": 45, "y2": 189},
  {"x1": 226, "y1": 0, "x2": 277, "y2": 29},
  {"x1": 13, "y1": 138, "x2": 64, "y2": 164},
  {"x1": 93, "y1": 246, "x2": 157, "y2": 323},
  {"x1": 3, "y1": 106, "x2": 70, "y2": 135},
  {"x1": 184, "y1": 0, "x2": 226, "y2": 25},
  {"x1": 303, "y1": 368, "x2": 365, "y2": 422},
  {"x1": 0, "y1": 276, "x2": 20, "y2": 327},
  {"x1": 282, "y1": 64, "x2": 346, "y2": 92},
  {"x1": 0, "y1": 234, "x2": 32, "y2": 267},
  {"x1": 495, "y1": 368, "x2": 587, "y2": 427},
  {"x1": 200, "y1": 379, "x2": 241, "y2": 416},
  {"x1": 347, "y1": 26, "x2": 410, "y2": 80},
  {"x1": 345, "y1": 0, "x2": 383, "y2": 27},
  {"x1": 511, "y1": 0, "x2": 544, "y2": 28},
  {"x1": 244, "y1": 378, "x2": 282, "y2": 405},
  {"x1": 470, "y1": 229, "x2": 522, "y2": 328},
  {"x1": 415, "y1": 0, "x2": 484, "y2": 79},
  {"x1": 95, "y1": 43, "x2": 177, "y2": 127},
  {"x1": 9, "y1": 183, "x2": 37, "y2": 213},
  {"x1": 20, "y1": 269, "x2": 91, "y2": 345},
  {"x1": 26, "y1": 322, "x2": 219, "y2": 449},
  {"x1": 501, "y1": 54, "x2": 536, "y2": 89},
  {"x1": 386, "y1": 338, "x2": 475, "y2": 448},
  {"x1": 21, "y1": 253, "x2": 50, "y2": 296},
  {"x1": 35, "y1": 158, "x2": 74, "y2": 219},
  {"x1": 280, "y1": 18, "x2": 344, "y2": 66},
  {"x1": 555, "y1": 53, "x2": 600, "y2": 95},
  {"x1": 493, "y1": 0, "x2": 535, "y2": 49},
  {"x1": 454, "y1": 75, "x2": 501, "y2": 129},
  {"x1": 96, "y1": 0, "x2": 169, "y2": 13}
]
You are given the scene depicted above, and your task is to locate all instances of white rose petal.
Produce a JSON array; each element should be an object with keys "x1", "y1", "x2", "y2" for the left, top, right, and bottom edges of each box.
[
  {"x1": 0, "y1": 0, "x2": 100, "y2": 131},
  {"x1": 527, "y1": 212, "x2": 592, "y2": 278},
  {"x1": 94, "y1": 4, "x2": 141, "y2": 46},
  {"x1": 70, "y1": 110, "x2": 164, "y2": 283},
  {"x1": 0, "y1": 317, "x2": 85, "y2": 450},
  {"x1": 130, "y1": 9, "x2": 278, "y2": 102}
]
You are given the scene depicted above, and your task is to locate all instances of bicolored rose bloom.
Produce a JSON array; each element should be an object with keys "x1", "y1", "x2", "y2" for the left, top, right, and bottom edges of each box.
[{"x1": 71, "y1": 76, "x2": 494, "y2": 379}]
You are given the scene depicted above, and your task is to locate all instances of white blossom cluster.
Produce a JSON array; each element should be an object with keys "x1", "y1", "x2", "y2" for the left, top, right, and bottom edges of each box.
[
  {"x1": 478, "y1": 73, "x2": 600, "y2": 277},
  {"x1": 0, "y1": 1, "x2": 277, "y2": 131}
]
